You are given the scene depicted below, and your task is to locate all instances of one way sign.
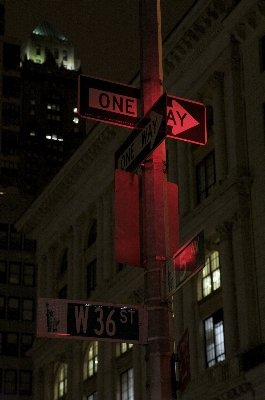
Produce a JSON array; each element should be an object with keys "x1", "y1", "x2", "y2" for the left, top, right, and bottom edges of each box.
[
  {"x1": 167, "y1": 95, "x2": 207, "y2": 145},
  {"x1": 115, "y1": 93, "x2": 167, "y2": 172}
]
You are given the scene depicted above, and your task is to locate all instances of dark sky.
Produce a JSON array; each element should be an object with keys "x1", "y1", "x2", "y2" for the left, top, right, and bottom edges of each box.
[{"x1": 5, "y1": 0, "x2": 194, "y2": 84}]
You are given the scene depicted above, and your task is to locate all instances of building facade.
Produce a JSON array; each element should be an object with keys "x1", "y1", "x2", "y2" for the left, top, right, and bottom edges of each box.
[
  {"x1": 0, "y1": 15, "x2": 85, "y2": 399},
  {"x1": 16, "y1": 0, "x2": 265, "y2": 399}
]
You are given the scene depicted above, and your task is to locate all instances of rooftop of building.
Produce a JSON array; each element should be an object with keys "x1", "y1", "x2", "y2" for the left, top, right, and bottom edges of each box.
[{"x1": 32, "y1": 20, "x2": 68, "y2": 41}]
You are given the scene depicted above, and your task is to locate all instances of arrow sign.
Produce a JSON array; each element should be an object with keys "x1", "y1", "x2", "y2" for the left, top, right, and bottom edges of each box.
[
  {"x1": 78, "y1": 75, "x2": 141, "y2": 128},
  {"x1": 115, "y1": 93, "x2": 167, "y2": 172},
  {"x1": 167, "y1": 95, "x2": 207, "y2": 145}
]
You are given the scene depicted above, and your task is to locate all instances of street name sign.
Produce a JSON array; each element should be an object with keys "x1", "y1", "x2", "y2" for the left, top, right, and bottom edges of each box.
[
  {"x1": 167, "y1": 95, "x2": 207, "y2": 145},
  {"x1": 37, "y1": 298, "x2": 148, "y2": 344},
  {"x1": 115, "y1": 92, "x2": 167, "y2": 172},
  {"x1": 78, "y1": 75, "x2": 141, "y2": 128},
  {"x1": 165, "y1": 230, "x2": 205, "y2": 299}
]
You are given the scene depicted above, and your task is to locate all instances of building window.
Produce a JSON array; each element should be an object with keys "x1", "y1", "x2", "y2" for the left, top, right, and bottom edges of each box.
[
  {"x1": 201, "y1": 251, "x2": 221, "y2": 298},
  {"x1": 87, "y1": 259, "x2": 97, "y2": 297},
  {"x1": 116, "y1": 343, "x2": 133, "y2": 357},
  {"x1": 7, "y1": 297, "x2": 20, "y2": 320},
  {"x1": 23, "y1": 264, "x2": 35, "y2": 286},
  {"x1": 21, "y1": 334, "x2": 34, "y2": 357},
  {"x1": 60, "y1": 250, "x2": 68, "y2": 274},
  {"x1": 59, "y1": 285, "x2": 67, "y2": 299},
  {"x1": 9, "y1": 262, "x2": 21, "y2": 285},
  {"x1": 0, "y1": 260, "x2": 7, "y2": 283},
  {"x1": 260, "y1": 35, "x2": 265, "y2": 72},
  {"x1": 84, "y1": 342, "x2": 98, "y2": 380},
  {"x1": 55, "y1": 363, "x2": 67, "y2": 400},
  {"x1": 54, "y1": 48, "x2": 59, "y2": 59},
  {"x1": 62, "y1": 50, "x2": 68, "y2": 61},
  {"x1": 22, "y1": 299, "x2": 34, "y2": 321},
  {"x1": 88, "y1": 220, "x2": 97, "y2": 247},
  {"x1": 4, "y1": 369, "x2": 17, "y2": 394},
  {"x1": 121, "y1": 368, "x2": 134, "y2": 400},
  {"x1": 19, "y1": 370, "x2": 32, "y2": 395},
  {"x1": 196, "y1": 151, "x2": 216, "y2": 204},
  {"x1": 36, "y1": 45, "x2": 41, "y2": 56},
  {"x1": 204, "y1": 309, "x2": 225, "y2": 368},
  {"x1": 0, "y1": 296, "x2": 5, "y2": 318},
  {"x1": 87, "y1": 392, "x2": 97, "y2": 400},
  {"x1": 0, "y1": 223, "x2": 8, "y2": 249}
]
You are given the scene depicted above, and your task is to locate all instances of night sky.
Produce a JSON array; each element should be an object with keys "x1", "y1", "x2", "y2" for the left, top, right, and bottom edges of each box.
[{"x1": 5, "y1": 0, "x2": 194, "y2": 84}]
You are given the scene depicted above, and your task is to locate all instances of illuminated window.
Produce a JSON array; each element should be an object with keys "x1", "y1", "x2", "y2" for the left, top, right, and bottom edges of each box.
[
  {"x1": 196, "y1": 151, "x2": 216, "y2": 204},
  {"x1": 73, "y1": 107, "x2": 77, "y2": 113},
  {"x1": 204, "y1": 309, "x2": 225, "y2": 368},
  {"x1": 116, "y1": 343, "x2": 133, "y2": 357},
  {"x1": 84, "y1": 342, "x2": 98, "y2": 380},
  {"x1": 201, "y1": 251, "x2": 221, "y2": 298},
  {"x1": 55, "y1": 363, "x2": 67, "y2": 400},
  {"x1": 73, "y1": 117, "x2": 79, "y2": 124},
  {"x1": 121, "y1": 368, "x2": 134, "y2": 400}
]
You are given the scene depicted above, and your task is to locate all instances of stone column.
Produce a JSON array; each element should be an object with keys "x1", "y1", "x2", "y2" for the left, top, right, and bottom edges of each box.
[
  {"x1": 211, "y1": 72, "x2": 228, "y2": 183},
  {"x1": 217, "y1": 222, "x2": 238, "y2": 357}
]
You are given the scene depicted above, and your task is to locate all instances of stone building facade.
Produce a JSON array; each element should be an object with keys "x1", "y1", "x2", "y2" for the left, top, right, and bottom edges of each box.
[{"x1": 16, "y1": 0, "x2": 265, "y2": 399}]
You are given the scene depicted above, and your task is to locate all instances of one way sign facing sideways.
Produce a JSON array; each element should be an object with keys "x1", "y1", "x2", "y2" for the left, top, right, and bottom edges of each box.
[
  {"x1": 167, "y1": 95, "x2": 207, "y2": 145},
  {"x1": 115, "y1": 92, "x2": 167, "y2": 172}
]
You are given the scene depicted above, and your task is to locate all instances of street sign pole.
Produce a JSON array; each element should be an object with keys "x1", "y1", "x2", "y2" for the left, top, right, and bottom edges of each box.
[{"x1": 140, "y1": 1, "x2": 175, "y2": 399}]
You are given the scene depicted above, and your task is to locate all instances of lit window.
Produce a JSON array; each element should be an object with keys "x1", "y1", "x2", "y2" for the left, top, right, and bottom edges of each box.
[
  {"x1": 116, "y1": 343, "x2": 133, "y2": 357},
  {"x1": 196, "y1": 151, "x2": 216, "y2": 203},
  {"x1": 121, "y1": 368, "x2": 134, "y2": 400},
  {"x1": 47, "y1": 103, "x2": 52, "y2": 109},
  {"x1": 73, "y1": 117, "x2": 79, "y2": 124},
  {"x1": 73, "y1": 107, "x2": 77, "y2": 113},
  {"x1": 55, "y1": 363, "x2": 67, "y2": 400},
  {"x1": 201, "y1": 251, "x2": 221, "y2": 298},
  {"x1": 30, "y1": 131, "x2": 35, "y2": 137},
  {"x1": 46, "y1": 135, "x2": 52, "y2": 140},
  {"x1": 84, "y1": 342, "x2": 98, "y2": 380},
  {"x1": 22, "y1": 299, "x2": 34, "y2": 321},
  {"x1": 204, "y1": 309, "x2": 225, "y2": 368}
]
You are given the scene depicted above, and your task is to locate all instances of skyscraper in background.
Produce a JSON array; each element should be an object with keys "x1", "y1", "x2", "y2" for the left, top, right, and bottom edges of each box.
[{"x1": 0, "y1": 5, "x2": 85, "y2": 397}]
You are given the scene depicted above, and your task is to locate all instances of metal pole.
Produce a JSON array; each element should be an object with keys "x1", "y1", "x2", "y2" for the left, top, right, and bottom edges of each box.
[{"x1": 139, "y1": 1, "x2": 175, "y2": 399}]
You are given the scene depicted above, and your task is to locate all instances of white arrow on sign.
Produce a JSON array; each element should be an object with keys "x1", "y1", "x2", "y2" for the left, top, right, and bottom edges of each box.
[
  {"x1": 167, "y1": 98, "x2": 200, "y2": 136},
  {"x1": 117, "y1": 110, "x2": 163, "y2": 171}
]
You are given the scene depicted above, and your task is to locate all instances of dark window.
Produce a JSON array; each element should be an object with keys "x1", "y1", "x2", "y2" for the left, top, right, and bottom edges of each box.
[
  {"x1": 87, "y1": 259, "x2": 97, "y2": 298},
  {"x1": 260, "y1": 35, "x2": 265, "y2": 72},
  {"x1": 88, "y1": 220, "x2": 97, "y2": 247},
  {"x1": 2, "y1": 76, "x2": 20, "y2": 98},
  {"x1": 23, "y1": 264, "x2": 35, "y2": 286},
  {"x1": 2, "y1": 102, "x2": 20, "y2": 126},
  {"x1": 60, "y1": 250, "x2": 68, "y2": 274},
  {"x1": 36, "y1": 45, "x2": 41, "y2": 56},
  {"x1": 4, "y1": 369, "x2": 17, "y2": 394},
  {"x1": 0, "y1": 160, "x2": 18, "y2": 186},
  {"x1": 0, "y1": 296, "x2": 5, "y2": 319},
  {"x1": 0, "y1": 332, "x2": 19, "y2": 356},
  {"x1": 0, "y1": 260, "x2": 7, "y2": 283},
  {"x1": 19, "y1": 370, "x2": 32, "y2": 395},
  {"x1": 204, "y1": 309, "x2": 225, "y2": 368},
  {"x1": 62, "y1": 50, "x2": 68, "y2": 61},
  {"x1": 0, "y1": 224, "x2": 8, "y2": 249},
  {"x1": 10, "y1": 226, "x2": 22, "y2": 250},
  {"x1": 54, "y1": 48, "x2": 59, "y2": 59},
  {"x1": 59, "y1": 285, "x2": 67, "y2": 299},
  {"x1": 23, "y1": 236, "x2": 36, "y2": 252},
  {"x1": 206, "y1": 105, "x2": 214, "y2": 135},
  {"x1": 1, "y1": 130, "x2": 19, "y2": 156},
  {"x1": 21, "y1": 334, "x2": 34, "y2": 357},
  {"x1": 196, "y1": 151, "x2": 216, "y2": 204},
  {"x1": 7, "y1": 297, "x2": 20, "y2": 320},
  {"x1": 9, "y1": 262, "x2": 21, "y2": 285},
  {"x1": 3, "y1": 43, "x2": 20, "y2": 70},
  {"x1": 22, "y1": 299, "x2": 34, "y2": 321}
]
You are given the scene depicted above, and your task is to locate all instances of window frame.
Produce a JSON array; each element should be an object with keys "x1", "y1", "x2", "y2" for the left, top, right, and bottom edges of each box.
[{"x1": 204, "y1": 309, "x2": 225, "y2": 368}]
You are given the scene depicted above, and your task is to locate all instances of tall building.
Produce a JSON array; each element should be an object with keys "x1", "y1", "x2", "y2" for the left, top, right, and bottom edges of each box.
[
  {"x1": 0, "y1": 15, "x2": 85, "y2": 399},
  {"x1": 15, "y1": 0, "x2": 265, "y2": 399}
]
